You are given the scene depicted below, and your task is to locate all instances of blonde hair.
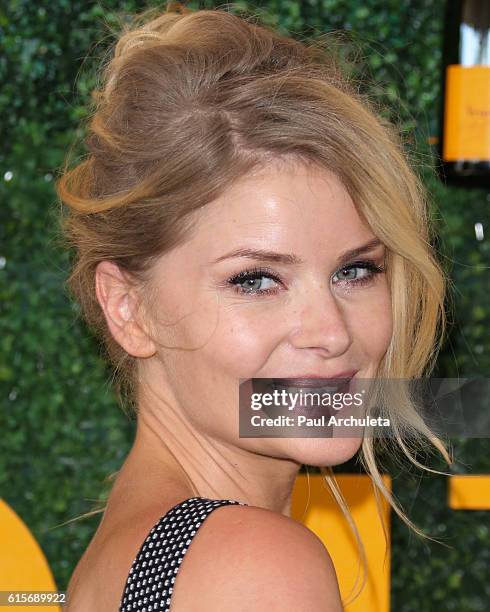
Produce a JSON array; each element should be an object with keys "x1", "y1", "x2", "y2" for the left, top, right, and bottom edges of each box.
[{"x1": 55, "y1": 2, "x2": 453, "y2": 606}]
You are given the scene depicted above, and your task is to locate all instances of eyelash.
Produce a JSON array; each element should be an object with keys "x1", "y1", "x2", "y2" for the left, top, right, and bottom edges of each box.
[{"x1": 226, "y1": 260, "x2": 386, "y2": 297}]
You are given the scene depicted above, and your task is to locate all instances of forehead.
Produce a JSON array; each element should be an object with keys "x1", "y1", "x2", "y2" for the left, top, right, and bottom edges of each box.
[
  {"x1": 145, "y1": 161, "x2": 381, "y2": 291},
  {"x1": 193, "y1": 161, "x2": 370, "y2": 243}
]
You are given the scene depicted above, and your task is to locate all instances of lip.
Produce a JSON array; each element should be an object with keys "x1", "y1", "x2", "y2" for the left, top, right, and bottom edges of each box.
[{"x1": 272, "y1": 370, "x2": 358, "y2": 388}]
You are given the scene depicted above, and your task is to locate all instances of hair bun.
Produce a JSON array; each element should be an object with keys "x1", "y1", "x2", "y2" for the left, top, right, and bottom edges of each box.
[{"x1": 165, "y1": 1, "x2": 192, "y2": 15}]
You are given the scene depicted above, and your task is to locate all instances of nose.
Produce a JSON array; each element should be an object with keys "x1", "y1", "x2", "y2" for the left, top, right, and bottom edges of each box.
[{"x1": 288, "y1": 284, "x2": 353, "y2": 357}]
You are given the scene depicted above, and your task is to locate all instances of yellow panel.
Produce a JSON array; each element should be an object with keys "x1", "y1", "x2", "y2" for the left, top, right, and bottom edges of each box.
[
  {"x1": 291, "y1": 473, "x2": 391, "y2": 612},
  {"x1": 443, "y1": 65, "x2": 490, "y2": 161},
  {"x1": 448, "y1": 475, "x2": 490, "y2": 510},
  {"x1": 0, "y1": 499, "x2": 62, "y2": 611}
]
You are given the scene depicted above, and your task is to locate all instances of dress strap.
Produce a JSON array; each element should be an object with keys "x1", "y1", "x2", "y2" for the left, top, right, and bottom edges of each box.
[{"x1": 119, "y1": 496, "x2": 248, "y2": 611}]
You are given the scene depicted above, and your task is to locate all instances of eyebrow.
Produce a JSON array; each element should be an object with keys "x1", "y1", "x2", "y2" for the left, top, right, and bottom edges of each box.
[{"x1": 212, "y1": 238, "x2": 384, "y2": 268}]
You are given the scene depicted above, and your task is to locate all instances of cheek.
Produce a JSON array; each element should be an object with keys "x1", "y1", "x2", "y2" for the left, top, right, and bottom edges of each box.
[
  {"x1": 206, "y1": 309, "x2": 281, "y2": 377},
  {"x1": 352, "y1": 285, "x2": 393, "y2": 358}
]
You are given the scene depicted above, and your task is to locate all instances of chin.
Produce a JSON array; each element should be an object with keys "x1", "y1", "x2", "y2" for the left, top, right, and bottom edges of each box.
[{"x1": 285, "y1": 435, "x2": 364, "y2": 468}]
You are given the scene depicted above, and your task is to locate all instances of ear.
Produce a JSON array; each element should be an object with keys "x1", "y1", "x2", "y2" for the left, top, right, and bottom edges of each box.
[{"x1": 95, "y1": 260, "x2": 157, "y2": 358}]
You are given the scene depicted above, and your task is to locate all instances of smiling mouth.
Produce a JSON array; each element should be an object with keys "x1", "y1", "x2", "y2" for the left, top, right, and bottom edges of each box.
[
  {"x1": 272, "y1": 377, "x2": 353, "y2": 393},
  {"x1": 268, "y1": 378, "x2": 353, "y2": 419}
]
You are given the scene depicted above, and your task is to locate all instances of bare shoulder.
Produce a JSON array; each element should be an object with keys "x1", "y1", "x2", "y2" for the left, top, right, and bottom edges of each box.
[
  {"x1": 64, "y1": 505, "x2": 179, "y2": 612},
  {"x1": 170, "y1": 504, "x2": 344, "y2": 612}
]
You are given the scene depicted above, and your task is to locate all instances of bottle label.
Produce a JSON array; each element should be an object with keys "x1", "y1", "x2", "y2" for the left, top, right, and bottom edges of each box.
[{"x1": 443, "y1": 65, "x2": 490, "y2": 161}]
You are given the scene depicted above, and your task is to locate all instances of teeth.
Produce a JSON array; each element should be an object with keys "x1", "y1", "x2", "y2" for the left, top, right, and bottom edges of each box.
[{"x1": 274, "y1": 384, "x2": 344, "y2": 395}]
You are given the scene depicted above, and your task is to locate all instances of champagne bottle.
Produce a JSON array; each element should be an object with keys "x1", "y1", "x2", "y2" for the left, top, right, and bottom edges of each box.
[{"x1": 439, "y1": 0, "x2": 490, "y2": 189}]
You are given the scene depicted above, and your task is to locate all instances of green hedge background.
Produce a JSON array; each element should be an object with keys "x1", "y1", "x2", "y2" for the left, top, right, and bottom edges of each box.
[{"x1": 1, "y1": 1, "x2": 489, "y2": 609}]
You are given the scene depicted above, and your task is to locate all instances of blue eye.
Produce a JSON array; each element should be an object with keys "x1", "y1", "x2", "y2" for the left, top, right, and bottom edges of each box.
[
  {"x1": 227, "y1": 261, "x2": 385, "y2": 297},
  {"x1": 228, "y1": 267, "x2": 282, "y2": 296},
  {"x1": 332, "y1": 262, "x2": 384, "y2": 284}
]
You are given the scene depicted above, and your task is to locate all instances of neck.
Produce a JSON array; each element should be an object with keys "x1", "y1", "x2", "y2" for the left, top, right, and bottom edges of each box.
[{"x1": 112, "y1": 398, "x2": 302, "y2": 518}]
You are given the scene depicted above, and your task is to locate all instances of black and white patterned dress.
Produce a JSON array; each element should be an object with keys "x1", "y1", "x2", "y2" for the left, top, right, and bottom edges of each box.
[{"x1": 119, "y1": 496, "x2": 248, "y2": 611}]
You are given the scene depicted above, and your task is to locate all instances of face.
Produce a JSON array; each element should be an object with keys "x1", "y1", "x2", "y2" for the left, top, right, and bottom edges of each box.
[{"x1": 139, "y1": 161, "x2": 393, "y2": 467}]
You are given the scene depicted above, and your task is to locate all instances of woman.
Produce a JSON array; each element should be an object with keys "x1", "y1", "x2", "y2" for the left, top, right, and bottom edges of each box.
[{"x1": 56, "y1": 3, "x2": 452, "y2": 610}]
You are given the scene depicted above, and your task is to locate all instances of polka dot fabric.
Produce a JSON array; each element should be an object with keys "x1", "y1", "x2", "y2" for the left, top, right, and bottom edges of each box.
[{"x1": 119, "y1": 496, "x2": 247, "y2": 611}]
